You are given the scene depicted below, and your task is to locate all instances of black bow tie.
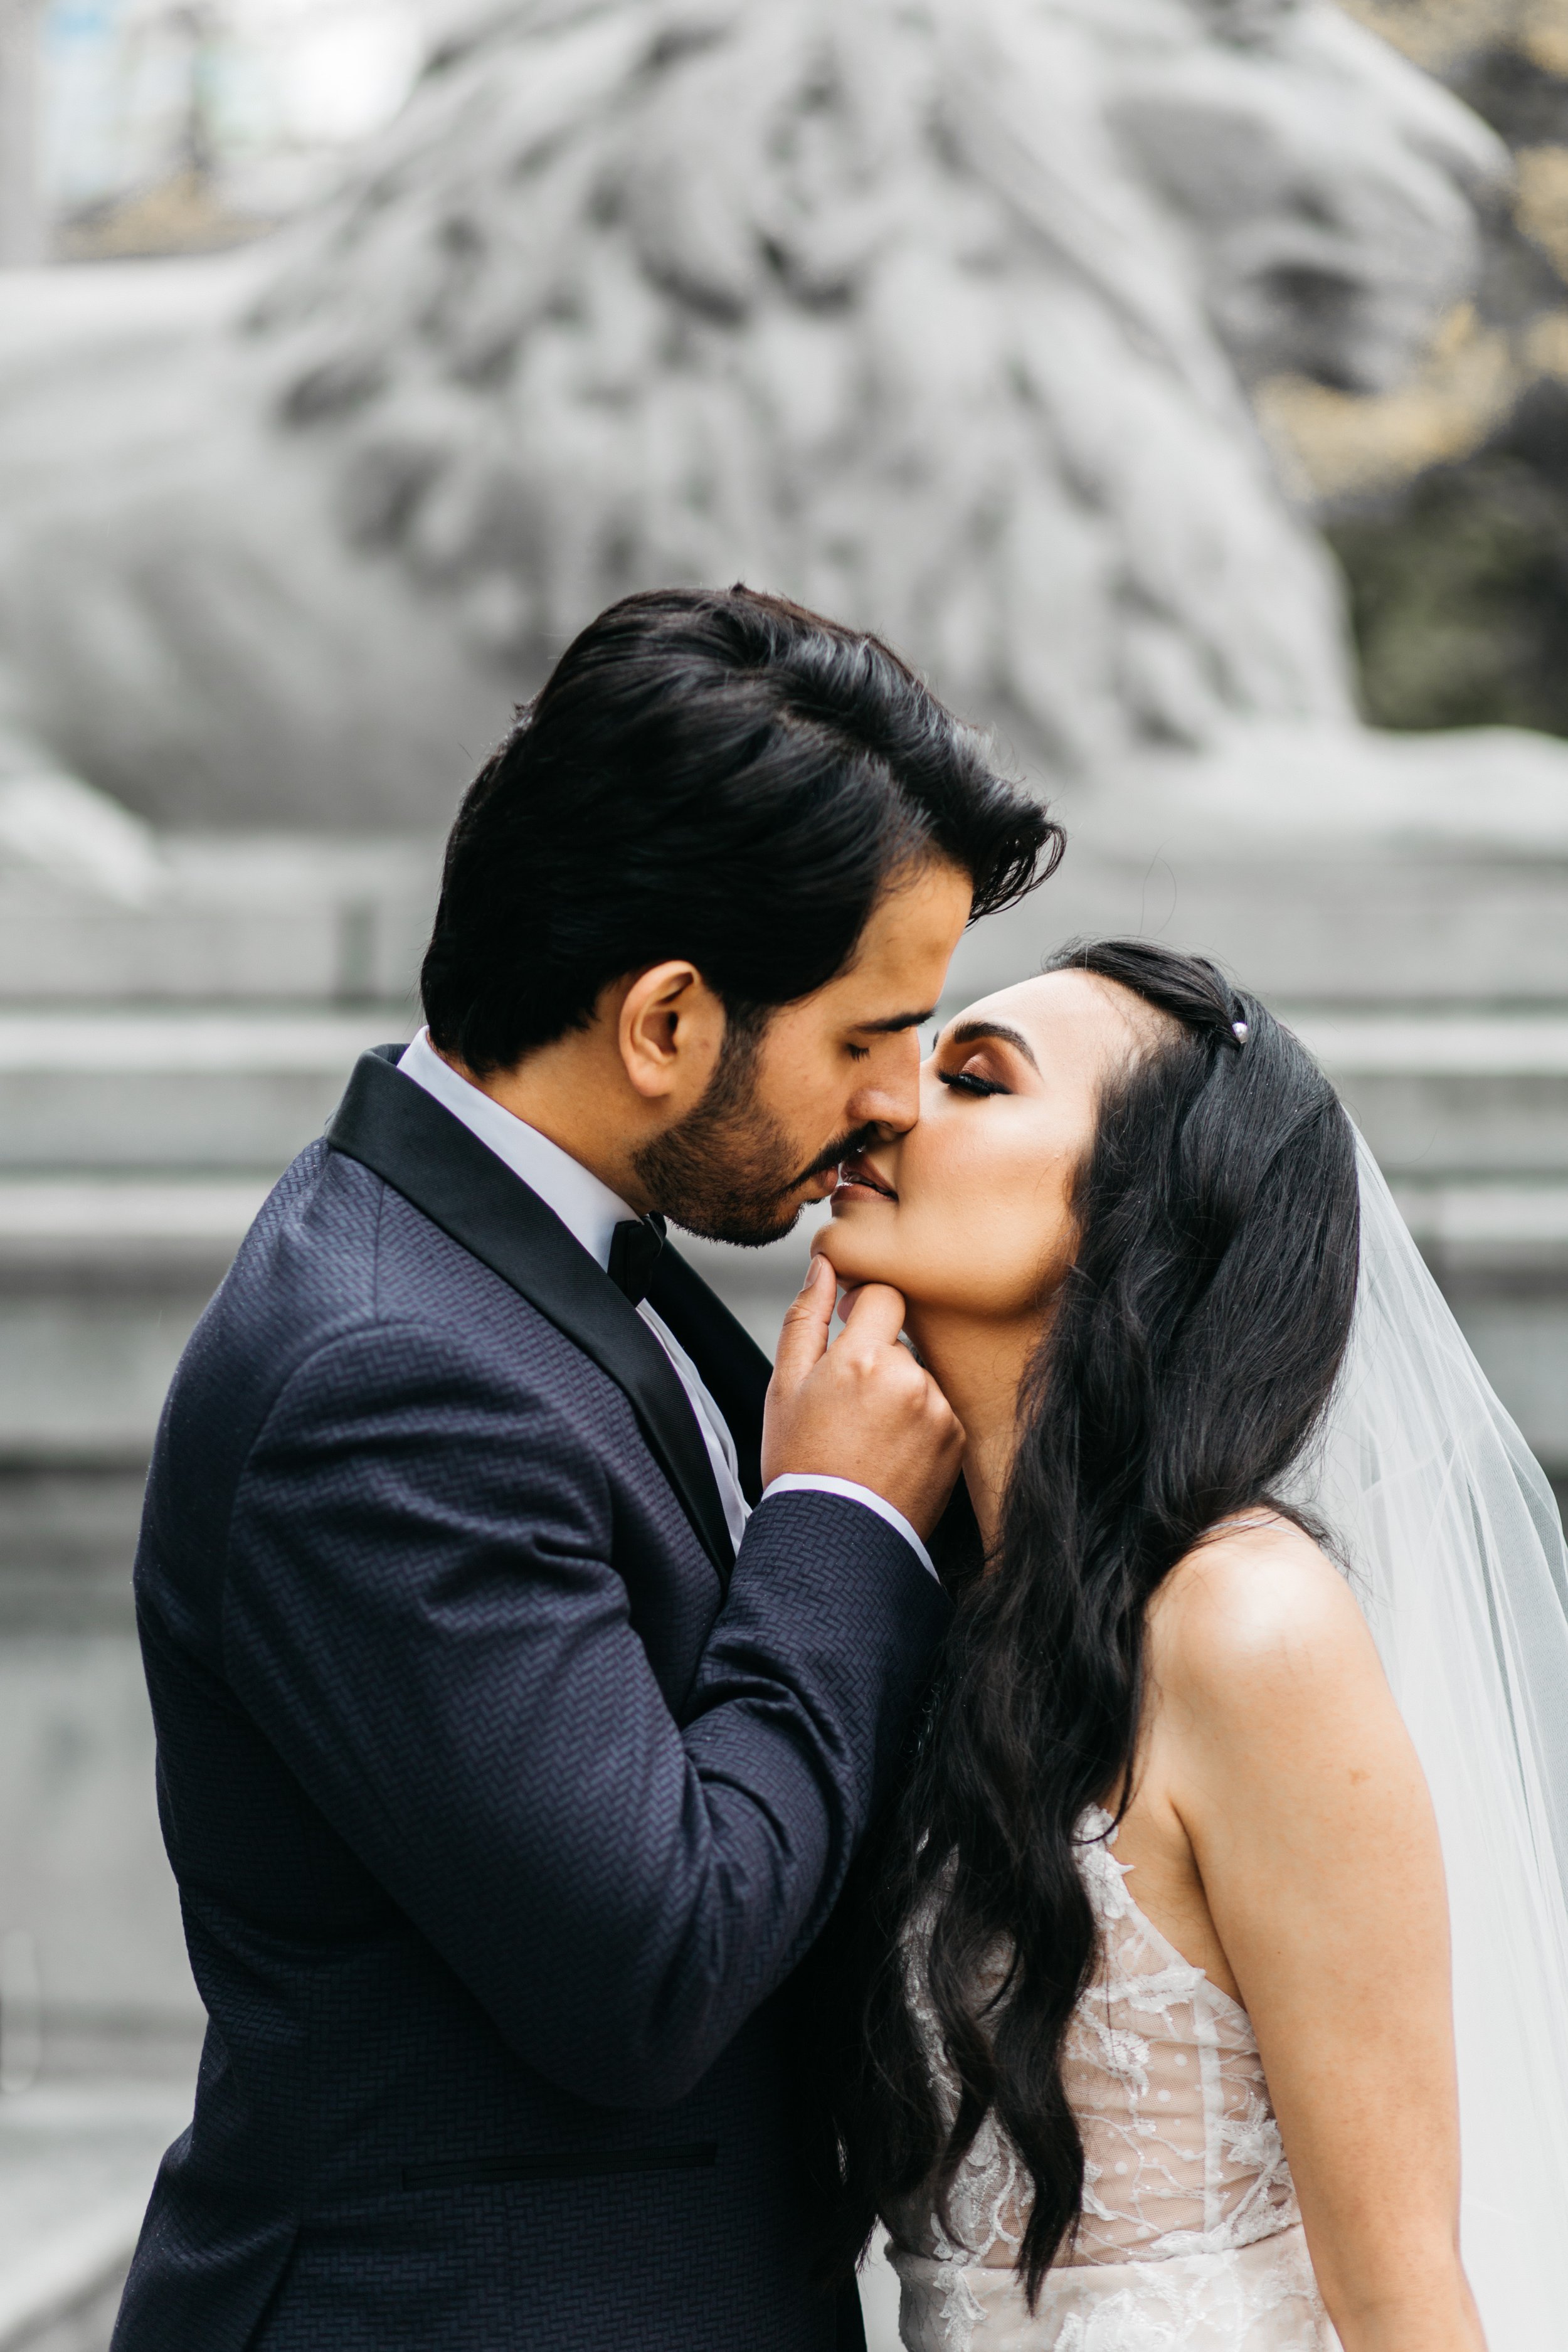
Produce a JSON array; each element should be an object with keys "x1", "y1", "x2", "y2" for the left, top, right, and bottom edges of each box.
[{"x1": 608, "y1": 1214, "x2": 666, "y2": 1308}]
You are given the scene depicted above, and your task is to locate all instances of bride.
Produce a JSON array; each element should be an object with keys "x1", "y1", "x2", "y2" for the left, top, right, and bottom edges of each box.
[{"x1": 808, "y1": 938, "x2": 1568, "y2": 2352}]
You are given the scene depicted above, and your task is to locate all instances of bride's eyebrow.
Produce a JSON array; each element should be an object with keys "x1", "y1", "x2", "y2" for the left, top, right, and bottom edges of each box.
[{"x1": 945, "y1": 1018, "x2": 1040, "y2": 1071}]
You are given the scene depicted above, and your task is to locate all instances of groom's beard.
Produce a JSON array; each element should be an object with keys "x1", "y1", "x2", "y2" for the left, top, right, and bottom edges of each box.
[{"x1": 632, "y1": 1025, "x2": 862, "y2": 1247}]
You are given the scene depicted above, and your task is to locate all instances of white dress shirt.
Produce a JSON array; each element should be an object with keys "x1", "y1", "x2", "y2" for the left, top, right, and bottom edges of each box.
[{"x1": 396, "y1": 1031, "x2": 936, "y2": 1576}]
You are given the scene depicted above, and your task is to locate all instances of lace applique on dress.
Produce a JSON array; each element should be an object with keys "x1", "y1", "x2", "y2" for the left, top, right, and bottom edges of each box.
[{"x1": 884, "y1": 1809, "x2": 1337, "y2": 2351}]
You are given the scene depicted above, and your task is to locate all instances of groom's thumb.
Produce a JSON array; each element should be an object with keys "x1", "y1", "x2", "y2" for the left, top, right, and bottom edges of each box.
[{"x1": 772, "y1": 1253, "x2": 835, "y2": 1391}]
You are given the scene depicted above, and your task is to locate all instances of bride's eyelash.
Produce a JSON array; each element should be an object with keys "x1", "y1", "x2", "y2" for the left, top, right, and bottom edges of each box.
[{"x1": 938, "y1": 1068, "x2": 1007, "y2": 1098}]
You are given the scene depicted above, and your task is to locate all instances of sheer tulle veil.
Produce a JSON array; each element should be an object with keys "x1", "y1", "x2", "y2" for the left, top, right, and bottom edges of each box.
[{"x1": 1288, "y1": 1138, "x2": 1568, "y2": 2349}]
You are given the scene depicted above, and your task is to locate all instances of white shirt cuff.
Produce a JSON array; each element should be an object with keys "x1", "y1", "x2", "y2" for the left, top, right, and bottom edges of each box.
[{"x1": 760, "y1": 1474, "x2": 940, "y2": 1581}]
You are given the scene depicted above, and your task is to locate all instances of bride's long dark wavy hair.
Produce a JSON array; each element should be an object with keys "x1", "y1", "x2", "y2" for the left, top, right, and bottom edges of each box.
[{"x1": 821, "y1": 938, "x2": 1360, "y2": 2304}]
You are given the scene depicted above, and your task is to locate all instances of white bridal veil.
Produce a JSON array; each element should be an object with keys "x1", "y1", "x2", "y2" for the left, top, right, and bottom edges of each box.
[{"x1": 1294, "y1": 1141, "x2": 1568, "y2": 2350}]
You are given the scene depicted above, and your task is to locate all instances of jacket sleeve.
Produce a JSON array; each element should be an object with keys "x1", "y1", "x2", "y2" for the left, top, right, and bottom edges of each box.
[{"x1": 221, "y1": 1320, "x2": 950, "y2": 2107}]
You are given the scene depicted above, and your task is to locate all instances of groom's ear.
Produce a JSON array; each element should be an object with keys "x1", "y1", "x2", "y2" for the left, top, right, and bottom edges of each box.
[{"x1": 615, "y1": 960, "x2": 728, "y2": 1105}]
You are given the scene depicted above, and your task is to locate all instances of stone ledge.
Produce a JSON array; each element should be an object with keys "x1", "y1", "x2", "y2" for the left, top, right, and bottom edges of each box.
[
  {"x1": 1394, "y1": 1179, "x2": 1568, "y2": 1279},
  {"x1": 1289, "y1": 1010, "x2": 1568, "y2": 1072},
  {"x1": 0, "y1": 833, "x2": 438, "y2": 1006},
  {"x1": 0, "y1": 1010, "x2": 412, "y2": 1074},
  {"x1": 0, "y1": 1179, "x2": 271, "y2": 1290},
  {"x1": 0, "y1": 1010, "x2": 411, "y2": 1175}
]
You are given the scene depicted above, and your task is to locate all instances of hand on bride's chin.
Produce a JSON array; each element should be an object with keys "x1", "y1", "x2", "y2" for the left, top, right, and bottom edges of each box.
[
  {"x1": 830, "y1": 1278, "x2": 869, "y2": 1325},
  {"x1": 812, "y1": 1257, "x2": 899, "y2": 1338}
]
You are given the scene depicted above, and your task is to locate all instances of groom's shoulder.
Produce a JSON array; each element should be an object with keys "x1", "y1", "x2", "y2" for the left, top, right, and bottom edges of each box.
[
  {"x1": 147, "y1": 1138, "x2": 612, "y2": 1536},
  {"x1": 212, "y1": 1134, "x2": 560, "y2": 1377},
  {"x1": 174, "y1": 1136, "x2": 592, "y2": 1470},
  {"x1": 226, "y1": 1135, "x2": 379, "y2": 1327},
  {"x1": 139, "y1": 1136, "x2": 621, "y2": 1648}
]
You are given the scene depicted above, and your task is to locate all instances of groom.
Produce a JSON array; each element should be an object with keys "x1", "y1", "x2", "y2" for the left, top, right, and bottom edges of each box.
[{"x1": 114, "y1": 586, "x2": 1057, "y2": 2352}]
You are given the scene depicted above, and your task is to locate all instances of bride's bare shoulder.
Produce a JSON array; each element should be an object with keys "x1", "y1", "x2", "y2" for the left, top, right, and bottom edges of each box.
[{"x1": 1146, "y1": 1513, "x2": 1383, "y2": 1725}]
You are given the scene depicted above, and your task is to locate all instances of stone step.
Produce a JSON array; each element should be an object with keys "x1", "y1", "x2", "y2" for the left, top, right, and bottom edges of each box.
[
  {"x1": 0, "y1": 1012, "x2": 411, "y2": 1173},
  {"x1": 0, "y1": 1179, "x2": 272, "y2": 1470},
  {"x1": 0, "y1": 836, "x2": 437, "y2": 1007},
  {"x1": 0, "y1": 1168, "x2": 1564, "y2": 1476},
  {"x1": 949, "y1": 750, "x2": 1568, "y2": 1010},
  {"x1": 0, "y1": 1005, "x2": 1564, "y2": 1476},
  {"x1": 1296, "y1": 1010, "x2": 1568, "y2": 1178},
  {"x1": 1391, "y1": 1176, "x2": 1568, "y2": 1274},
  {"x1": 6, "y1": 1004, "x2": 1568, "y2": 1177},
  {"x1": 13, "y1": 813, "x2": 1568, "y2": 1014},
  {"x1": 3, "y1": 1168, "x2": 1557, "y2": 1290},
  {"x1": 0, "y1": 1177, "x2": 273, "y2": 1283}
]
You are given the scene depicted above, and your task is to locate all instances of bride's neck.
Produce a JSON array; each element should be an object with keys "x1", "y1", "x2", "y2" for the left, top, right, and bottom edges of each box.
[{"x1": 905, "y1": 1306, "x2": 1042, "y2": 1555}]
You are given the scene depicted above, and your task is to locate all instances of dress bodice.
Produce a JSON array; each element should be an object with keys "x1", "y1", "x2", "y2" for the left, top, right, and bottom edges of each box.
[{"x1": 886, "y1": 1809, "x2": 1337, "y2": 2349}]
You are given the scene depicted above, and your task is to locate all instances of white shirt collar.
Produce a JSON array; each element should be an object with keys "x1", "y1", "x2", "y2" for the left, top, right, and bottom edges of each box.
[{"x1": 396, "y1": 1029, "x2": 635, "y2": 1270}]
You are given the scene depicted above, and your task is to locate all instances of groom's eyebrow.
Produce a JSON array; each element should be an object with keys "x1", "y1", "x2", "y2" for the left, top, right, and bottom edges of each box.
[
  {"x1": 946, "y1": 1018, "x2": 1040, "y2": 1070},
  {"x1": 857, "y1": 1006, "x2": 940, "y2": 1034}
]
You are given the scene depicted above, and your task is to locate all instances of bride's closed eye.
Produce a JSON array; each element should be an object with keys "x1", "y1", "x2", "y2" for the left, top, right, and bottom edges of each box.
[{"x1": 937, "y1": 1066, "x2": 1009, "y2": 1098}]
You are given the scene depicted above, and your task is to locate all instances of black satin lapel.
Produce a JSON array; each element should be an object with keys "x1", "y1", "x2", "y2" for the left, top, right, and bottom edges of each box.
[
  {"x1": 326, "y1": 1050, "x2": 734, "y2": 1586},
  {"x1": 643, "y1": 1248, "x2": 771, "y2": 1508}
]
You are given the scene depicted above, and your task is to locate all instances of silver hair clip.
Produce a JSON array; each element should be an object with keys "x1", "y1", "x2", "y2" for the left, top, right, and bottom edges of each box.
[{"x1": 1231, "y1": 1019, "x2": 1249, "y2": 1043}]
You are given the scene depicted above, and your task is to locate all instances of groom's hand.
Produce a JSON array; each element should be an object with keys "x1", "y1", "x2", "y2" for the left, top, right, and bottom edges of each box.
[{"x1": 762, "y1": 1256, "x2": 963, "y2": 1539}]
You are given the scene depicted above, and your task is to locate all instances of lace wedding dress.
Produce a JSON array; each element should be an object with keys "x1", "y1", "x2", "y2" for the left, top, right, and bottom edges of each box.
[{"x1": 884, "y1": 1808, "x2": 1339, "y2": 2351}]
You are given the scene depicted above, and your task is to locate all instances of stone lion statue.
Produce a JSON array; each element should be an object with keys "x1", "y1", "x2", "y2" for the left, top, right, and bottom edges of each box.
[{"x1": 0, "y1": 0, "x2": 1505, "y2": 855}]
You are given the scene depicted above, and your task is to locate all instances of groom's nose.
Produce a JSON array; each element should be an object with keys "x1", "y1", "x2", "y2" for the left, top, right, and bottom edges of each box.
[{"x1": 846, "y1": 1032, "x2": 923, "y2": 1138}]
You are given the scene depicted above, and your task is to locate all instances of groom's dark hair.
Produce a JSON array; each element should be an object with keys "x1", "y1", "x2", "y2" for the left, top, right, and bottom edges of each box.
[{"x1": 421, "y1": 585, "x2": 1060, "y2": 1073}]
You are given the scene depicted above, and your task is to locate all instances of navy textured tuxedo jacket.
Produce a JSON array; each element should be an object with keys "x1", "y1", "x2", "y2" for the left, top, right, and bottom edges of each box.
[{"x1": 114, "y1": 1049, "x2": 950, "y2": 2352}]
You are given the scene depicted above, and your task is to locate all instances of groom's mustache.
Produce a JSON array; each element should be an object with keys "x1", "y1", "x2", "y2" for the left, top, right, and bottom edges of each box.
[{"x1": 790, "y1": 1123, "x2": 887, "y2": 1193}]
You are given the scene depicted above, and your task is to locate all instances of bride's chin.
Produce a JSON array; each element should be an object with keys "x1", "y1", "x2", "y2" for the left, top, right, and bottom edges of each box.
[{"x1": 815, "y1": 1239, "x2": 890, "y2": 1290}]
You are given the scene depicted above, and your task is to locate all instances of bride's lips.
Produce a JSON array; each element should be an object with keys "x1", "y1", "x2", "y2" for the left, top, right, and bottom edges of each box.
[{"x1": 835, "y1": 1152, "x2": 898, "y2": 1204}]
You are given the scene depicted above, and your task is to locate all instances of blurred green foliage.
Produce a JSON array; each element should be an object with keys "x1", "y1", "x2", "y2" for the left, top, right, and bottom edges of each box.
[
  {"x1": 1323, "y1": 19, "x2": 1568, "y2": 737},
  {"x1": 1328, "y1": 381, "x2": 1568, "y2": 734}
]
